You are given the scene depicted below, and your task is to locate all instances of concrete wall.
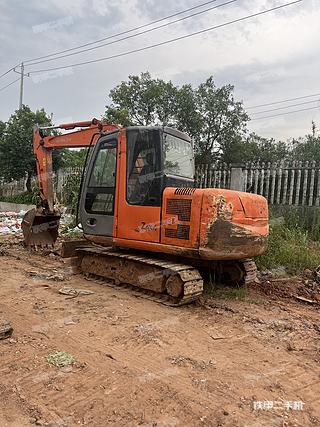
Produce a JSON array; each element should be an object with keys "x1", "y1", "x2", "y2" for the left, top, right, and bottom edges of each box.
[
  {"x1": 0, "y1": 202, "x2": 36, "y2": 213},
  {"x1": 229, "y1": 167, "x2": 245, "y2": 191}
]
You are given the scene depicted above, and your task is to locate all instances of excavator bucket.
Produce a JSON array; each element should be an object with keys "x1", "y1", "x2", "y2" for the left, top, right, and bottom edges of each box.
[{"x1": 22, "y1": 208, "x2": 60, "y2": 247}]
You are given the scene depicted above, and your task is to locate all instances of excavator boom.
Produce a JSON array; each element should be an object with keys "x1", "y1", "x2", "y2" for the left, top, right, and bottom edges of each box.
[{"x1": 22, "y1": 119, "x2": 119, "y2": 246}]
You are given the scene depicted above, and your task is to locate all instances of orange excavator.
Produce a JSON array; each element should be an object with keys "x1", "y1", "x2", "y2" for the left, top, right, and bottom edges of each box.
[{"x1": 22, "y1": 119, "x2": 268, "y2": 305}]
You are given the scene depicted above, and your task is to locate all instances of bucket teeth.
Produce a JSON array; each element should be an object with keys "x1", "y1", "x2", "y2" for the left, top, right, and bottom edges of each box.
[{"x1": 28, "y1": 243, "x2": 55, "y2": 252}]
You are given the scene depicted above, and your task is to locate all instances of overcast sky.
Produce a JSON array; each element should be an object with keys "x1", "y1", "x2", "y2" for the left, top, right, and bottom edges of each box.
[{"x1": 0, "y1": 0, "x2": 319, "y2": 140}]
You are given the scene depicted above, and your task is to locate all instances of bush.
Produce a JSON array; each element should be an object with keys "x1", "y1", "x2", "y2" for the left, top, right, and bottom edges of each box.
[
  {"x1": 0, "y1": 188, "x2": 38, "y2": 205},
  {"x1": 61, "y1": 173, "x2": 82, "y2": 212},
  {"x1": 269, "y1": 205, "x2": 320, "y2": 241},
  {"x1": 257, "y1": 223, "x2": 320, "y2": 274}
]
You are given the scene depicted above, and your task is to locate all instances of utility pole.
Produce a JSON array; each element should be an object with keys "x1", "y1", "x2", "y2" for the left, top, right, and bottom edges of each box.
[
  {"x1": 19, "y1": 62, "x2": 24, "y2": 109},
  {"x1": 13, "y1": 63, "x2": 29, "y2": 109}
]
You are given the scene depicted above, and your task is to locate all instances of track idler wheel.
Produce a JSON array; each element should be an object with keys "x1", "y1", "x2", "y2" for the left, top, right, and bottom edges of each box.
[
  {"x1": 165, "y1": 274, "x2": 184, "y2": 298},
  {"x1": 219, "y1": 262, "x2": 245, "y2": 285}
]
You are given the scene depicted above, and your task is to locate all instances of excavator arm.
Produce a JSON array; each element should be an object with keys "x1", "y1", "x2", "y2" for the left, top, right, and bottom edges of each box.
[{"x1": 22, "y1": 118, "x2": 119, "y2": 246}]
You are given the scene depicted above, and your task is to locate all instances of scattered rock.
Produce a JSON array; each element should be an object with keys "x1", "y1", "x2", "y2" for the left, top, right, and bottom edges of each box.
[
  {"x1": 28, "y1": 271, "x2": 67, "y2": 281},
  {"x1": 0, "y1": 318, "x2": 13, "y2": 340},
  {"x1": 167, "y1": 355, "x2": 215, "y2": 370},
  {"x1": 287, "y1": 342, "x2": 295, "y2": 351},
  {"x1": 59, "y1": 286, "x2": 95, "y2": 298}
]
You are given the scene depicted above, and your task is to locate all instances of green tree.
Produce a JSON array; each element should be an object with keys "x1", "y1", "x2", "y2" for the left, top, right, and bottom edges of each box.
[
  {"x1": 221, "y1": 133, "x2": 289, "y2": 164},
  {"x1": 105, "y1": 72, "x2": 177, "y2": 126},
  {"x1": 173, "y1": 84, "x2": 202, "y2": 140},
  {"x1": 0, "y1": 105, "x2": 63, "y2": 192},
  {"x1": 104, "y1": 73, "x2": 250, "y2": 164},
  {"x1": 196, "y1": 78, "x2": 249, "y2": 163},
  {"x1": 61, "y1": 148, "x2": 88, "y2": 167},
  {"x1": 290, "y1": 134, "x2": 320, "y2": 161},
  {"x1": 104, "y1": 106, "x2": 133, "y2": 127},
  {"x1": 0, "y1": 121, "x2": 5, "y2": 139}
]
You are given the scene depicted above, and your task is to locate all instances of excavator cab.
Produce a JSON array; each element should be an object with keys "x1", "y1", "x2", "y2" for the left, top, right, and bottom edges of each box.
[{"x1": 79, "y1": 127, "x2": 194, "y2": 241}]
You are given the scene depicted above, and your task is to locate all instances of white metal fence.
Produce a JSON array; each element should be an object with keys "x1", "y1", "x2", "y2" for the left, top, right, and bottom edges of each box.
[
  {"x1": 0, "y1": 176, "x2": 35, "y2": 198},
  {"x1": 0, "y1": 167, "x2": 82, "y2": 203},
  {"x1": 195, "y1": 161, "x2": 320, "y2": 206},
  {"x1": 195, "y1": 163, "x2": 230, "y2": 189}
]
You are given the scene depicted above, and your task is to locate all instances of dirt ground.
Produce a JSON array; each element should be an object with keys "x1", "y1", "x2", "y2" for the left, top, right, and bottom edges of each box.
[{"x1": 0, "y1": 236, "x2": 319, "y2": 427}]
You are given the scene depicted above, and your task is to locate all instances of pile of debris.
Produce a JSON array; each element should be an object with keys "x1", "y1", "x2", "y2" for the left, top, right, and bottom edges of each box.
[
  {"x1": 0, "y1": 209, "x2": 82, "y2": 237},
  {"x1": 0, "y1": 211, "x2": 25, "y2": 235}
]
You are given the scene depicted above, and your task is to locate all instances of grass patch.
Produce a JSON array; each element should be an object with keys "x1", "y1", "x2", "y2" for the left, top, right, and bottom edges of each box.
[
  {"x1": 269, "y1": 205, "x2": 320, "y2": 241},
  {"x1": 204, "y1": 283, "x2": 263, "y2": 304},
  {"x1": 47, "y1": 351, "x2": 75, "y2": 368},
  {"x1": 0, "y1": 190, "x2": 37, "y2": 205},
  {"x1": 207, "y1": 284, "x2": 247, "y2": 300},
  {"x1": 256, "y1": 223, "x2": 320, "y2": 274}
]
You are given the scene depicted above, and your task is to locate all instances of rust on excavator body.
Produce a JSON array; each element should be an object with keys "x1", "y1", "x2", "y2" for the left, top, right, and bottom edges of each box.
[{"x1": 198, "y1": 189, "x2": 268, "y2": 260}]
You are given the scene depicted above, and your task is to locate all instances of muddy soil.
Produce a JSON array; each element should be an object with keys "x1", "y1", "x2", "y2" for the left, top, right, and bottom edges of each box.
[{"x1": 0, "y1": 236, "x2": 319, "y2": 427}]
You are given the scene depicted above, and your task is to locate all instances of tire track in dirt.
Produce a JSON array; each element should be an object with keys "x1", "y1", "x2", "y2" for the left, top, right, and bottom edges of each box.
[{"x1": 1, "y1": 243, "x2": 319, "y2": 426}]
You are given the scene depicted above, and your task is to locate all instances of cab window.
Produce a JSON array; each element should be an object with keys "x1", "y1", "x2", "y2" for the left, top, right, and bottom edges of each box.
[
  {"x1": 85, "y1": 142, "x2": 116, "y2": 215},
  {"x1": 126, "y1": 129, "x2": 161, "y2": 206}
]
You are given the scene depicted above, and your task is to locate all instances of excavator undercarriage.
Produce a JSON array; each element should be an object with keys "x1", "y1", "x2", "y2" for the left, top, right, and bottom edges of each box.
[
  {"x1": 77, "y1": 247, "x2": 204, "y2": 305},
  {"x1": 70, "y1": 246, "x2": 258, "y2": 306}
]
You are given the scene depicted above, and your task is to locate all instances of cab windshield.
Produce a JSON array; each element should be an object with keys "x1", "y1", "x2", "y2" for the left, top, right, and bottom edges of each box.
[{"x1": 163, "y1": 133, "x2": 194, "y2": 178}]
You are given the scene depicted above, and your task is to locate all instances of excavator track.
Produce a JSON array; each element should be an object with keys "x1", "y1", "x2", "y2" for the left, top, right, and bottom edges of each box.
[
  {"x1": 77, "y1": 247, "x2": 203, "y2": 306},
  {"x1": 242, "y1": 259, "x2": 258, "y2": 285},
  {"x1": 202, "y1": 258, "x2": 258, "y2": 287},
  {"x1": 75, "y1": 247, "x2": 258, "y2": 306}
]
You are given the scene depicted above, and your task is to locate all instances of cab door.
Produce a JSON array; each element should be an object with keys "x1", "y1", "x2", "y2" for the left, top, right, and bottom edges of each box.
[
  {"x1": 116, "y1": 128, "x2": 162, "y2": 243},
  {"x1": 80, "y1": 133, "x2": 118, "y2": 237}
]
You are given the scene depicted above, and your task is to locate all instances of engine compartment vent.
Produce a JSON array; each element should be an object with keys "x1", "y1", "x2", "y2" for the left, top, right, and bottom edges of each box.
[
  {"x1": 174, "y1": 188, "x2": 196, "y2": 196},
  {"x1": 165, "y1": 224, "x2": 190, "y2": 240},
  {"x1": 166, "y1": 199, "x2": 192, "y2": 221}
]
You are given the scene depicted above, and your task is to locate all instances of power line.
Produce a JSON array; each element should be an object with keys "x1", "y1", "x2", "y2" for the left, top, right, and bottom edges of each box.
[
  {"x1": 250, "y1": 105, "x2": 320, "y2": 121},
  {"x1": 250, "y1": 98, "x2": 320, "y2": 115},
  {"x1": 26, "y1": 0, "x2": 236, "y2": 67},
  {"x1": 0, "y1": 64, "x2": 20, "y2": 80},
  {"x1": 3, "y1": 1, "x2": 230, "y2": 76},
  {"x1": 24, "y1": 0, "x2": 223, "y2": 64},
  {"x1": 0, "y1": 77, "x2": 20, "y2": 92},
  {"x1": 27, "y1": 0, "x2": 303, "y2": 75},
  {"x1": 246, "y1": 91, "x2": 320, "y2": 109}
]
